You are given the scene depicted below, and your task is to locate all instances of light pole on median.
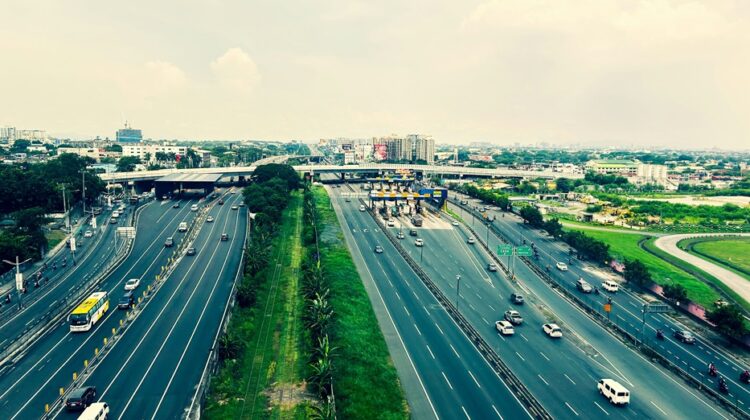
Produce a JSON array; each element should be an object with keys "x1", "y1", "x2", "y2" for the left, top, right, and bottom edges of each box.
[
  {"x1": 420, "y1": 242, "x2": 424, "y2": 263},
  {"x1": 455, "y1": 274, "x2": 461, "y2": 309}
]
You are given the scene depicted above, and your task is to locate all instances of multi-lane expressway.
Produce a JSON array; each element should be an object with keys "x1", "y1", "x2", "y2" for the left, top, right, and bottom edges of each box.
[
  {"x1": 331, "y1": 185, "x2": 732, "y2": 419},
  {"x1": 450, "y1": 192, "x2": 750, "y2": 415},
  {"x1": 0, "y1": 191, "x2": 247, "y2": 419},
  {"x1": 330, "y1": 187, "x2": 534, "y2": 419}
]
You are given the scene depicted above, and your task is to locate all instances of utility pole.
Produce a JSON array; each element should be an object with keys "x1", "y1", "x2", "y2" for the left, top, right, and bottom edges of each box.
[
  {"x1": 80, "y1": 170, "x2": 86, "y2": 216},
  {"x1": 455, "y1": 274, "x2": 461, "y2": 310},
  {"x1": 4, "y1": 256, "x2": 31, "y2": 309},
  {"x1": 61, "y1": 184, "x2": 69, "y2": 231}
]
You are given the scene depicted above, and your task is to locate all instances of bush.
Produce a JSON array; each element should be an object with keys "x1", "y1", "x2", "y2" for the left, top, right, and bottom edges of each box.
[{"x1": 707, "y1": 305, "x2": 748, "y2": 339}]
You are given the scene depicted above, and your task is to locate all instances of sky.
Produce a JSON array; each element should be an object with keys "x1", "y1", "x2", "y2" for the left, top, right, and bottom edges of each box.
[{"x1": 1, "y1": 0, "x2": 749, "y2": 149}]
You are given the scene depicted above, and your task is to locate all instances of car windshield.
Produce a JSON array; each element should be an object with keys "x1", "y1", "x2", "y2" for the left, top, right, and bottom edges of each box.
[{"x1": 69, "y1": 314, "x2": 90, "y2": 325}]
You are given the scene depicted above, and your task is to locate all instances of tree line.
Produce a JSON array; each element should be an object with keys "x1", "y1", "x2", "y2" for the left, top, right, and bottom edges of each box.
[{"x1": 0, "y1": 154, "x2": 105, "y2": 271}]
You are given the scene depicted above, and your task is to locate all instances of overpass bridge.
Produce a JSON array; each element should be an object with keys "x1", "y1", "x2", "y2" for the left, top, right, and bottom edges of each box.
[{"x1": 100, "y1": 163, "x2": 583, "y2": 183}]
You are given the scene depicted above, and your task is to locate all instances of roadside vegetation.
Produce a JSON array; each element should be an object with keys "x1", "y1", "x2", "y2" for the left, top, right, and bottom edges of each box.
[{"x1": 307, "y1": 186, "x2": 408, "y2": 419}]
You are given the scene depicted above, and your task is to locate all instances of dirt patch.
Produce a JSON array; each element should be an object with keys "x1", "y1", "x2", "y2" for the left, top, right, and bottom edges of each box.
[{"x1": 264, "y1": 381, "x2": 314, "y2": 411}]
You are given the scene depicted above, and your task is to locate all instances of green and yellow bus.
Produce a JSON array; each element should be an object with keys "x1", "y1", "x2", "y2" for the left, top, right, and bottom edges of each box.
[{"x1": 69, "y1": 291, "x2": 109, "y2": 332}]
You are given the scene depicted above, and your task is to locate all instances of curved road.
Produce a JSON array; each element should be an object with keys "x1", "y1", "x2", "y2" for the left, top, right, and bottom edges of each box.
[{"x1": 653, "y1": 233, "x2": 750, "y2": 303}]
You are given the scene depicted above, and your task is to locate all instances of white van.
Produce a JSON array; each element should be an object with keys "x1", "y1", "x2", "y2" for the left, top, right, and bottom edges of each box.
[
  {"x1": 178, "y1": 222, "x2": 188, "y2": 232},
  {"x1": 598, "y1": 379, "x2": 630, "y2": 405},
  {"x1": 602, "y1": 280, "x2": 619, "y2": 293},
  {"x1": 77, "y1": 402, "x2": 109, "y2": 419},
  {"x1": 191, "y1": 204, "x2": 198, "y2": 212}
]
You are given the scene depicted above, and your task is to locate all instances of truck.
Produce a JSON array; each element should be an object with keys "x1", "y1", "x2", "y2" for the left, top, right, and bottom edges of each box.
[{"x1": 411, "y1": 214, "x2": 423, "y2": 227}]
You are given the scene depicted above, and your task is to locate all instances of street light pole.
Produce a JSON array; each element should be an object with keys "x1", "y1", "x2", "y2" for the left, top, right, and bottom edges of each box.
[
  {"x1": 420, "y1": 243, "x2": 424, "y2": 263},
  {"x1": 455, "y1": 274, "x2": 461, "y2": 309},
  {"x1": 4, "y1": 256, "x2": 32, "y2": 309},
  {"x1": 80, "y1": 170, "x2": 86, "y2": 216}
]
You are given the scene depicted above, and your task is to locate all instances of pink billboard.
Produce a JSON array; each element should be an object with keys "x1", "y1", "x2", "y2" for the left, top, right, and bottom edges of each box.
[{"x1": 374, "y1": 144, "x2": 387, "y2": 161}]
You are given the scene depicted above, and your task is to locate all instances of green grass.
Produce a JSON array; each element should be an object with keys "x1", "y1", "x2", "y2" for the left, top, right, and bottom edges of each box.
[
  {"x1": 313, "y1": 187, "x2": 409, "y2": 419},
  {"x1": 566, "y1": 228, "x2": 720, "y2": 308},
  {"x1": 692, "y1": 239, "x2": 750, "y2": 280},
  {"x1": 446, "y1": 208, "x2": 466, "y2": 224},
  {"x1": 205, "y1": 193, "x2": 311, "y2": 419},
  {"x1": 45, "y1": 230, "x2": 66, "y2": 249}
]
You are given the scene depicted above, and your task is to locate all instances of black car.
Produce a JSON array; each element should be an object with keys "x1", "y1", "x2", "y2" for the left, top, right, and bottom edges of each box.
[
  {"x1": 221, "y1": 233, "x2": 229, "y2": 241},
  {"x1": 218, "y1": 199, "x2": 224, "y2": 205},
  {"x1": 510, "y1": 293, "x2": 524, "y2": 305},
  {"x1": 409, "y1": 229, "x2": 418, "y2": 237},
  {"x1": 65, "y1": 385, "x2": 96, "y2": 411},
  {"x1": 118, "y1": 291, "x2": 135, "y2": 309}
]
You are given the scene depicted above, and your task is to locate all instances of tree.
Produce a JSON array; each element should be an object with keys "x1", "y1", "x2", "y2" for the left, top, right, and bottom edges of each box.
[
  {"x1": 519, "y1": 206, "x2": 544, "y2": 228},
  {"x1": 663, "y1": 283, "x2": 688, "y2": 302},
  {"x1": 543, "y1": 218, "x2": 564, "y2": 238},
  {"x1": 624, "y1": 259, "x2": 652, "y2": 287},
  {"x1": 104, "y1": 144, "x2": 122, "y2": 152},
  {"x1": 707, "y1": 305, "x2": 747, "y2": 339},
  {"x1": 116, "y1": 156, "x2": 141, "y2": 172},
  {"x1": 556, "y1": 178, "x2": 572, "y2": 193},
  {"x1": 252, "y1": 164, "x2": 301, "y2": 191}
]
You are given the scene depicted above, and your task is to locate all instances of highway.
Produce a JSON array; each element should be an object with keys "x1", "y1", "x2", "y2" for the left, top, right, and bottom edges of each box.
[
  {"x1": 330, "y1": 187, "x2": 534, "y2": 420},
  {"x1": 451, "y1": 193, "x2": 749, "y2": 415},
  {"x1": 0, "y1": 206, "x2": 121, "y2": 362},
  {"x1": 0, "y1": 190, "x2": 246, "y2": 419}
]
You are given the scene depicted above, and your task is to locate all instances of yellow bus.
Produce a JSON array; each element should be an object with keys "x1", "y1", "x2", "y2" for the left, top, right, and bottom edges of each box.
[{"x1": 69, "y1": 291, "x2": 109, "y2": 332}]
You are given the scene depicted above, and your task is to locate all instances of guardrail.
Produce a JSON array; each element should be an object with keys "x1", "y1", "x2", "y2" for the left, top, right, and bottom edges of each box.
[
  {"x1": 0, "y1": 203, "x2": 146, "y2": 376},
  {"x1": 40, "y1": 199, "x2": 212, "y2": 418},
  {"x1": 362, "y1": 198, "x2": 551, "y2": 419},
  {"x1": 447, "y1": 198, "x2": 750, "y2": 420}
]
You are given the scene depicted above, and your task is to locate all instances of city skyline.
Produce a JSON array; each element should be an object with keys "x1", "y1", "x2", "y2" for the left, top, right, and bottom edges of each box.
[{"x1": 1, "y1": 1, "x2": 749, "y2": 149}]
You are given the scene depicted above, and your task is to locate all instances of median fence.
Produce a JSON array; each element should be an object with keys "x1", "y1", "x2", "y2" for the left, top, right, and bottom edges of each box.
[
  {"x1": 0, "y1": 201, "x2": 147, "y2": 378},
  {"x1": 41, "y1": 199, "x2": 211, "y2": 418},
  {"x1": 447, "y1": 198, "x2": 750, "y2": 420},
  {"x1": 361, "y1": 197, "x2": 552, "y2": 420}
]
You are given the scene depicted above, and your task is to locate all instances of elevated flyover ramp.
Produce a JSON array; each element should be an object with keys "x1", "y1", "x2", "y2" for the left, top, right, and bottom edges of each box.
[{"x1": 154, "y1": 173, "x2": 222, "y2": 198}]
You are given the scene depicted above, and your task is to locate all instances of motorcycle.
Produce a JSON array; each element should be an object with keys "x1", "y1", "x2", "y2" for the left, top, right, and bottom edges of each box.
[
  {"x1": 656, "y1": 330, "x2": 665, "y2": 340},
  {"x1": 709, "y1": 364, "x2": 718, "y2": 377},
  {"x1": 719, "y1": 378, "x2": 729, "y2": 394},
  {"x1": 741, "y1": 371, "x2": 750, "y2": 384}
]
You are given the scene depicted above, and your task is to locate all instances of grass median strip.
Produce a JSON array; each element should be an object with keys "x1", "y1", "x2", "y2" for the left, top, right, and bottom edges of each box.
[
  {"x1": 312, "y1": 186, "x2": 409, "y2": 419},
  {"x1": 205, "y1": 193, "x2": 311, "y2": 419}
]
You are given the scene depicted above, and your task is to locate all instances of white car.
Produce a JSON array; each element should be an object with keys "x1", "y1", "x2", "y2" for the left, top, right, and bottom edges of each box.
[
  {"x1": 206, "y1": 216, "x2": 215, "y2": 223},
  {"x1": 84, "y1": 230, "x2": 93, "y2": 238},
  {"x1": 415, "y1": 238, "x2": 424, "y2": 247},
  {"x1": 452, "y1": 220, "x2": 459, "y2": 226},
  {"x1": 231, "y1": 205, "x2": 239, "y2": 210},
  {"x1": 598, "y1": 379, "x2": 630, "y2": 405},
  {"x1": 397, "y1": 232, "x2": 405, "y2": 239},
  {"x1": 467, "y1": 237, "x2": 476, "y2": 244},
  {"x1": 556, "y1": 262, "x2": 568, "y2": 271},
  {"x1": 387, "y1": 219, "x2": 395, "y2": 227},
  {"x1": 124, "y1": 278, "x2": 141, "y2": 291},
  {"x1": 495, "y1": 320, "x2": 515, "y2": 335},
  {"x1": 191, "y1": 204, "x2": 199, "y2": 212},
  {"x1": 359, "y1": 205, "x2": 366, "y2": 212},
  {"x1": 543, "y1": 323, "x2": 563, "y2": 338},
  {"x1": 602, "y1": 280, "x2": 619, "y2": 292}
]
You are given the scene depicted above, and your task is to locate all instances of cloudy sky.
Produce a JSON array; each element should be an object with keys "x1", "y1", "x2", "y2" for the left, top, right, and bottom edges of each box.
[{"x1": 1, "y1": 0, "x2": 748, "y2": 149}]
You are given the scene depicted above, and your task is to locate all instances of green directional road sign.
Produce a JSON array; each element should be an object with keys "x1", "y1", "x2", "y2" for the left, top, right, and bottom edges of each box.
[
  {"x1": 497, "y1": 244, "x2": 513, "y2": 256},
  {"x1": 516, "y1": 246, "x2": 533, "y2": 257}
]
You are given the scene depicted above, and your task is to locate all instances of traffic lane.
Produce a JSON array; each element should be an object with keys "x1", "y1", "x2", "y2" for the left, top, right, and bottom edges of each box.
[
  {"x1": 340, "y1": 199, "x2": 531, "y2": 419},
  {"x1": 56, "y1": 195, "x2": 241, "y2": 419},
  {"x1": 458, "y1": 202, "x2": 733, "y2": 418},
  {"x1": 475, "y1": 202, "x2": 750, "y2": 403},
  {"x1": 111, "y1": 204, "x2": 245, "y2": 419},
  {"x1": 0, "y1": 218, "x2": 119, "y2": 338},
  {"x1": 1, "y1": 199, "x2": 201, "y2": 419},
  {"x1": 410, "y1": 227, "x2": 633, "y2": 419},
  {"x1": 137, "y1": 209, "x2": 246, "y2": 420},
  {"x1": 340, "y1": 197, "x2": 522, "y2": 418}
]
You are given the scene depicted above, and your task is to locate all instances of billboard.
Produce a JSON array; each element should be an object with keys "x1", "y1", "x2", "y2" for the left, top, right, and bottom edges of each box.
[{"x1": 373, "y1": 144, "x2": 387, "y2": 161}]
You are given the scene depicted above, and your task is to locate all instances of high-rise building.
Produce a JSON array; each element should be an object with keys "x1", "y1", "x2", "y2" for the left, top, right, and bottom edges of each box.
[
  {"x1": 410, "y1": 134, "x2": 435, "y2": 164},
  {"x1": 116, "y1": 122, "x2": 143, "y2": 143}
]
